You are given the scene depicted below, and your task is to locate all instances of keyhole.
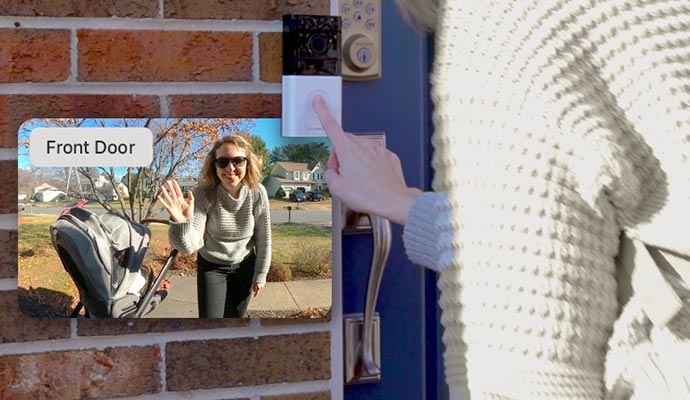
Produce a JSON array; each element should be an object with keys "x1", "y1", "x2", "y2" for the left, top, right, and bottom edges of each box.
[{"x1": 357, "y1": 47, "x2": 371, "y2": 64}]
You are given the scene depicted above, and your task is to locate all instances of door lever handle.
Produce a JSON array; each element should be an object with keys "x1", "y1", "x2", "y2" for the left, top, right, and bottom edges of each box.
[
  {"x1": 361, "y1": 214, "x2": 391, "y2": 377},
  {"x1": 344, "y1": 213, "x2": 391, "y2": 385}
]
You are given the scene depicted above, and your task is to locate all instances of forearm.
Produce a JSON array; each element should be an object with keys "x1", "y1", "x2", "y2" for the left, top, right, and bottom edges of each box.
[{"x1": 253, "y1": 196, "x2": 272, "y2": 284}]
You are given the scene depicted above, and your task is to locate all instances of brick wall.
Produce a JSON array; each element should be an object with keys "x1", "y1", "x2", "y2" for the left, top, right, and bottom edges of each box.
[{"x1": 0, "y1": 1, "x2": 340, "y2": 399}]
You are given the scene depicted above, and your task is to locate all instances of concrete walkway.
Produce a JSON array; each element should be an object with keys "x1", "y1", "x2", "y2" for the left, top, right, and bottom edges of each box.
[{"x1": 143, "y1": 275, "x2": 332, "y2": 318}]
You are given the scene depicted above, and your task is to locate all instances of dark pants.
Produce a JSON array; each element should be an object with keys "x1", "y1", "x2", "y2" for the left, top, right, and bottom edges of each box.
[{"x1": 196, "y1": 253, "x2": 255, "y2": 318}]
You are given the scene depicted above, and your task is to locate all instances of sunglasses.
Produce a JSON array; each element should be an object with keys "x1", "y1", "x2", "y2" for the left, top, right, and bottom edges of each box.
[{"x1": 215, "y1": 156, "x2": 247, "y2": 168}]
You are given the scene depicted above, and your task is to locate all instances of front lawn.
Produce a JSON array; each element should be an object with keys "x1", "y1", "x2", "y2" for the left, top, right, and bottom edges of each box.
[{"x1": 18, "y1": 215, "x2": 331, "y2": 317}]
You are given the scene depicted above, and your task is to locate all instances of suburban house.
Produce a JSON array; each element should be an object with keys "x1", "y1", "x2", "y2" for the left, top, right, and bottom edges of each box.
[
  {"x1": 265, "y1": 161, "x2": 326, "y2": 198},
  {"x1": 82, "y1": 175, "x2": 130, "y2": 201},
  {"x1": 176, "y1": 178, "x2": 197, "y2": 195},
  {"x1": 33, "y1": 183, "x2": 66, "y2": 202}
]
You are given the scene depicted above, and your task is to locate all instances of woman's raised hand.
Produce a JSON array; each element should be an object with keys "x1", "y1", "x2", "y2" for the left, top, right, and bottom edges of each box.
[{"x1": 157, "y1": 180, "x2": 195, "y2": 223}]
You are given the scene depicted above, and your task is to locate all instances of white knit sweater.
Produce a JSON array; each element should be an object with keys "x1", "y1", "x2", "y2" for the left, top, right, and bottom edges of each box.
[{"x1": 402, "y1": 0, "x2": 690, "y2": 398}]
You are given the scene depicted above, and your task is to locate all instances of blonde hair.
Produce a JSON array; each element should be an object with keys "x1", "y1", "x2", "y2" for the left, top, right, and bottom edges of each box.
[
  {"x1": 395, "y1": 0, "x2": 438, "y2": 32},
  {"x1": 200, "y1": 134, "x2": 262, "y2": 190}
]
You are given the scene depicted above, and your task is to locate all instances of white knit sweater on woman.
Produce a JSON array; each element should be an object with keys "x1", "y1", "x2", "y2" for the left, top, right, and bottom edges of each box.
[{"x1": 401, "y1": 0, "x2": 690, "y2": 399}]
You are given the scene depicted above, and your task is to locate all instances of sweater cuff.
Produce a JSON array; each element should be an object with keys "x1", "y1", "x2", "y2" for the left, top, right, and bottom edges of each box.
[
  {"x1": 402, "y1": 192, "x2": 455, "y2": 273},
  {"x1": 168, "y1": 220, "x2": 192, "y2": 252},
  {"x1": 254, "y1": 270, "x2": 268, "y2": 285}
]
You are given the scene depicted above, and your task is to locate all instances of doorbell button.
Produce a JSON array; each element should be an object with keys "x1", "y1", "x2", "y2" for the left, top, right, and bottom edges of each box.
[{"x1": 281, "y1": 75, "x2": 342, "y2": 137}]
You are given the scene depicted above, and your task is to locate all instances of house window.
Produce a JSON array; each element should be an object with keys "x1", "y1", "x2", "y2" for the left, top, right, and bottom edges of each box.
[{"x1": 294, "y1": 171, "x2": 299, "y2": 179}]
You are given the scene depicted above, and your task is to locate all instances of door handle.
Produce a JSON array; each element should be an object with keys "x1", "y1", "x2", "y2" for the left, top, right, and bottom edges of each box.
[{"x1": 343, "y1": 213, "x2": 391, "y2": 385}]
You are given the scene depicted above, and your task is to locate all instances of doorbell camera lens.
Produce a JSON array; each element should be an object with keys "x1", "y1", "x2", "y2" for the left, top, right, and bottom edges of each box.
[
  {"x1": 283, "y1": 14, "x2": 341, "y2": 76},
  {"x1": 307, "y1": 34, "x2": 329, "y2": 56}
]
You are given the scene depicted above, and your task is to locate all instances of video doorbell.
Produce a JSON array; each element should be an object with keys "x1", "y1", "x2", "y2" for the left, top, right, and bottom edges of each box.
[{"x1": 281, "y1": 14, "x2": 343, "y2": 137}]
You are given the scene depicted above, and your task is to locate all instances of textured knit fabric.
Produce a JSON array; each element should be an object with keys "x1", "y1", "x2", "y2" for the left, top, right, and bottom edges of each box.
[
  {"x1": 403, "y1": 191, "x2": 455, "y2": 273},
  {"x1": 424, "y1": 0, "x2": 690, "y2": 399},
  {"x1": 168, "y1": 183, "x2": 272, "y2": 284}
]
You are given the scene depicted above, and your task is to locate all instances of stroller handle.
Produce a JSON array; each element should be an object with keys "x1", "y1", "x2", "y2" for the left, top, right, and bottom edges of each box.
[
  {"x1": 133, "y1": 217, "x2": 177, "y2": 318},
  {"x1": 141, "y1": 218, "x2": 171, "y2": 226}
]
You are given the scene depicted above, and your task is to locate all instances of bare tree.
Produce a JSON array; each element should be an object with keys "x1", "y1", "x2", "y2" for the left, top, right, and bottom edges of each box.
[{"x1": 19, "y1": 118, "x2": 256, "y2": 222}]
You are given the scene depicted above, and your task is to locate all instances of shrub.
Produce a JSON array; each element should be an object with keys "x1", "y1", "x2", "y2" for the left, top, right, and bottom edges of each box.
[
  {"x1": 267, "y1": 262, "x2": 292, "y2": 282},
  {"x1": 291, "y1": 242, "x2": 332, "y2": 279},
  {"x1": 274, "y1": 187, "x2": 286, "y2": 199}
]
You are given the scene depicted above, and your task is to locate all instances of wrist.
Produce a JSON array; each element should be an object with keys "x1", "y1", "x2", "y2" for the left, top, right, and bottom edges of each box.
[{"x1": 379, "y1": 187, "x2": 422, "y2": 225}]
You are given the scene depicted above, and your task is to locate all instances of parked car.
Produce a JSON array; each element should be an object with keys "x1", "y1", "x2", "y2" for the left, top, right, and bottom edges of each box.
[
  {"x1": 307, "y1": 191, "x2": 323, "y2": 201},
  {"x1": 289, "y1": 189, "x2": 306, "y2": 202}
]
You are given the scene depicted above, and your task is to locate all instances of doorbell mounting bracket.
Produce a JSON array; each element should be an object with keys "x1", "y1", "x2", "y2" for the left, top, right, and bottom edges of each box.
[{"x1": 281, "y1": 14, "x2": 342, "y2": 137}]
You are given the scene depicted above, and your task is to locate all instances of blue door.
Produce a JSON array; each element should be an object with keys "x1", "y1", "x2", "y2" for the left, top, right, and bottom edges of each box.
[{"x1": 341, "y1": 2, "x2": 447, "y2": 399}]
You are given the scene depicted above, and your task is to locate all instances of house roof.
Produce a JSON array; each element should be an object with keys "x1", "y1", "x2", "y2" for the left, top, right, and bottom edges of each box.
[
  {"x1": 307, "y1": 161, "x2": 323, "y2": 170},
  {"x1": 34, "y1": 183, "x2": 58, "y2": 192},
  {"x1": 274, "y1": 161, "x2": 311, "y2": 172}
]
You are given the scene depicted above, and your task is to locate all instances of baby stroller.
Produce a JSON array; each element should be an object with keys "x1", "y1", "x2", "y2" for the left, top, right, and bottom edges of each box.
[{"x1": 49, "y1": 206, "x2": 178, "y2": 318}]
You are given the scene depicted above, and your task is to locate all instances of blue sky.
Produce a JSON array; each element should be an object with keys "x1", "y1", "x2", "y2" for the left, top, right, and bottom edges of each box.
[{"x1": 18, "y1": 118, "x2": 330, "y2": 172}]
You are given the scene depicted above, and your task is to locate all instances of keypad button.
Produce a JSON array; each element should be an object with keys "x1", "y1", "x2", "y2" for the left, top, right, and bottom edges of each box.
[
  {"x1": 354, "y1": 12, "x2": 363, "y2": 21},
  {"x1": 341, "y1": 4, "x2": 351, "y2": 13},
  {"x1": 342, "y1": 19, "x2": 351, "y2": 29},
  {"x1": 366, "y1": 4, "x2": 375, "y2": 14},
  {"x1": 366, "y1": 19, "x2": 375, "y2": 29}
]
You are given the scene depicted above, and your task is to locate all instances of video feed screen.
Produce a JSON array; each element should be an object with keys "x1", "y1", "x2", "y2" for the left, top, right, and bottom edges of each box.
[{"x1": 17, "y1": 118, "x2": 332, "y2": 319}]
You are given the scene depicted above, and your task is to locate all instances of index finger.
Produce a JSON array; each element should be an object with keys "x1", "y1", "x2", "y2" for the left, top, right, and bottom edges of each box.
[{"x1": 312, "y1": 95, "x2": 350, "y2": 149}]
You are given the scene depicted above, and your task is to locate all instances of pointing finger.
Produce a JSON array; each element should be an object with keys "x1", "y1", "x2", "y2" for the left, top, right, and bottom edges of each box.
[{"x1": 313, "y1": 95, "x2": 350, "y2": 150}]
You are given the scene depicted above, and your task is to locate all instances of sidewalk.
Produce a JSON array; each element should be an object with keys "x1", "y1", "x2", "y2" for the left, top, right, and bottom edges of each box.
[{"x1": 143, "y1": 275, "x2": 332, "y2": 318}]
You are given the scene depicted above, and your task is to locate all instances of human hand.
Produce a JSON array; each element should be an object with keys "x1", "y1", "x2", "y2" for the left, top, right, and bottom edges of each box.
[
  {"x1": 253, "y1": 282, "x2": 265, "y2": 298},
  {"x1": 157, "y1": 180, "x2": 195, "y2": 223},
  {"x1": 312, "y1": 95, "x2": 422, "y2": 225}
]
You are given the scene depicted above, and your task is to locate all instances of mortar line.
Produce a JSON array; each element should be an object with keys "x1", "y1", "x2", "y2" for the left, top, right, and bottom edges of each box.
[{"x1": 0, "y1": 16, "x2": 282, "y2": 32}]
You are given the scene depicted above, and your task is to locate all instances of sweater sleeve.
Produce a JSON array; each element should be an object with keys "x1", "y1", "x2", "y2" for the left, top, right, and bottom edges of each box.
[
  {"x1": 252, "y1": 184, "x2": 272, "y2": 284},
  {"x1": 402, "y1": 191, "x2": 455, "y2": 273},
  {"x1": 167, "y1": 185, "x2": 207, "y2": 255}
]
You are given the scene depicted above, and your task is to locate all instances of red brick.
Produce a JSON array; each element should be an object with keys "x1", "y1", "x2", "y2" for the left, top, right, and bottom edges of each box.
[
  {"x1": 0, "y1": 346, "x2": 162, "y2": 399},
  {"x1": 168, "y1": 94, "x2": 281, "y2": 118},
  {"x1": 262, "y1": 393, "x2": 331, "y2": 400},
  {"x1": 78, "y1": 318, "x2": 248, "y2": 336},
  {"x1": 78, "y1": 30, "x2": 252, "y2": 82},
  {"x1": 0, "y1": 291, "x2": 70, "y2": 343},
  {"x1": 166, "y1": 332, "x2": 330, "y2": 391},
  {"x1": 259, "y1": 33, "x2": 282, "y2": 83},
  {"x1": 0, "y1": 230, "x2": 17, "y2": 279},
  {"x1": 0, "y1": 161, "x2": 18, "y2": 214},
  {"x1": 164, "y1": 0, "x2": 329, "y2": 20},
  {"x1": 0, "y1": 95, "x2": 160, "y2": 147},
  {"x1": 0, "y1": 29, "x2": 70, "y2": 83},
  {"x1": 0, "y1": 0, "x2": 158, "y2": 17}
]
